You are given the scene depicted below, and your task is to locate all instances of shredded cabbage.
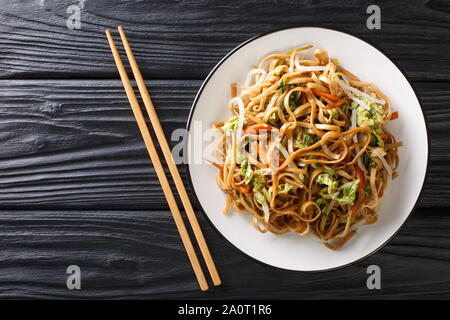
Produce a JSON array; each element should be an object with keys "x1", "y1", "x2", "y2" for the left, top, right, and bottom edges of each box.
[
  {"x1": 240, "y1": 158, "x2": 253, "y2": 184},
  {"x1": 252, "y1": 174, "x2": 266, "y2": 192},
  {"x1": 352, "y1": 97, "x2": 385, "y2": 148},
  {"x1": 316, "y1": 173, "x2": 338, "y2": 194},
  {"x1": 255, "y1": 190, "x2": 270, "y2": 223},
  {"x1": 230, "y1": 97, "x2": 245, "y2": 139},
  {"x1": 338, "y1": 180, "x2": 360, "y2": 205},
  {"x1": 222, "y1": 115, "x2": 239, "y2": 133},
  {"x1": 277, "y1": 183, "x2": 296, "y2": 194},
  {"x1": 353, "y1": 98, "x2": 384, "y2": 127},
  {"x1": 325, "y1": 108, "x2": 339, "y2": 123},
  {"x1": 320, "y1": 179, "x2": 360, "y2": 205},
  {"x1": 294, "y1": 128, "x2": 305, "y2": 149},
  {"x1": 273, "y1": 65, "x2": 284, "y2": 76},
  {"x1": 323, "y1": 165, "x2": 335, "y2": 176}
]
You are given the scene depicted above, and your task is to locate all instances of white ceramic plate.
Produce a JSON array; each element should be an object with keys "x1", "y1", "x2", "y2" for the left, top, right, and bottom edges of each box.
[{"x1": 186, "y1": 27, "x2": 428, "y2": 271}]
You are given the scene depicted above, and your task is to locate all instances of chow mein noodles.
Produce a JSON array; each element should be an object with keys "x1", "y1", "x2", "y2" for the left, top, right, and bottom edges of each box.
[{"x1": 208, "y1": 46, "x2": 402, "y2": 249}]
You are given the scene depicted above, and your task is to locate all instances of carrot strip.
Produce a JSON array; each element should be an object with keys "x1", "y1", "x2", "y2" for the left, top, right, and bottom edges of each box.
[
  {"x1": 390, "y1": 111, "x2": 399, "y2": 120},
  {"x1": 203, "y1": 158, "x2": 223, "y2": 170},
  {"x1": 311, "y1": 88, "x2": 340, "y2": 102},
  {"x1": 237, "y1": 185, "x2": 249, "y2": 194},
  {"x1": 379, "y1": 133, "x2": 388, "y2": 142},
  {"x1": 322, "y1": 96, "x2": 347, "y2": 110}
]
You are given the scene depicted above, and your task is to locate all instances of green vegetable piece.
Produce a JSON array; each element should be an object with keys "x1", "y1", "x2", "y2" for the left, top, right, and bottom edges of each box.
[
  {"x1": 252, "y1": 174, "x2": 266, "y2": 192},
  {"x1": 303, "y1": 128, "x2": 319, "y2": 146},
  {"x1": 280, "y1": 78, "x2": 287, "y2": 93},
  {"x1": 338, "y1": 179, "x2": 360, "y2": 205},
  {"x1": 316, "y1": 173, "x2": 338, "y2": 194},
  {"x1": 362, "y1": 152, "x2": 375, "y2": 169},
  {"x1": 320, "y1": 179, "x2": 360, "y2": 205},
  {"x1": 315, "y1": 198, "x2": 329, "y2": 216},
  {"x1": 222, "y1": 115, "x2": 239, "y2": 133},
  {"x1": 277, "y1": 183, "x2": 296, "y2": 195}
]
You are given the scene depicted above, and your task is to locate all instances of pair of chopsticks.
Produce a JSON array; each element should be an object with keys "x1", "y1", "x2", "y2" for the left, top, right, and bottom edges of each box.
[{"x1": 105, "y1": 26, "x2": 221, "y2": 291}]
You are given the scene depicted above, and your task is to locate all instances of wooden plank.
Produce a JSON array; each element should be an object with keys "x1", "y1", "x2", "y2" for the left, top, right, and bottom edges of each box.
[
  {"x1": 0, "y1": 79, "x2": 446, "y2": 209},
  {"x1": 0, "y1": 208, "x2": 448, "y2": 299},
  {"x1": 1, "y1": 0, "x2": 450, "y2": 80}
]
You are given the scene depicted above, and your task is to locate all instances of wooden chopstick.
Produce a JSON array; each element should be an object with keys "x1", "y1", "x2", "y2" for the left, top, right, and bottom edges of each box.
[
  {"x1": 105, "y1": 29, "x2": 209, "y2": 291},
  {"x1": 117, "y1": 26, "x2": 222, "y2": 287}
]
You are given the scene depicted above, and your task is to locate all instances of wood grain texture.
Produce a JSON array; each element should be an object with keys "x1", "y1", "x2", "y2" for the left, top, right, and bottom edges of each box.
[
  {"x1": 1, "y1": 0, "x2": 450, "y2": 81},
  {"x1": 0, "y1": 208, "x2": 448, "y2": 299},
  {"x1": 0, "y1": 79, "x2": 446, "y2": 209}
]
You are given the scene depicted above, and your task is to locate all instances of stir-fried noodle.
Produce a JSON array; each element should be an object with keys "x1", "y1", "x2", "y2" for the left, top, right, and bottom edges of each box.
[{"x1": 208, "y1": 46, "x2": 402, "y2": 249}]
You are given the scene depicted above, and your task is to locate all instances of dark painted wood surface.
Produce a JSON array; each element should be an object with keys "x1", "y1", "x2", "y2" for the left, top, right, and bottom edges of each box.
[
  {"x1": 0, "y1": 208, "x2": 449, "y2": 299},
  {"x1": 1, "y1": 0, "x2": 450, "y2": 81},
  {"x1": 0, "y1": 0, "x2": 449, "y2": 299}
]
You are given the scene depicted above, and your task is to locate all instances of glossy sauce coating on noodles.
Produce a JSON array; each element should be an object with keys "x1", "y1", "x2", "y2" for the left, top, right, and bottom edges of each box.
[{"x1": 210, "y1": 46, "x2": 402, "y2": 249}]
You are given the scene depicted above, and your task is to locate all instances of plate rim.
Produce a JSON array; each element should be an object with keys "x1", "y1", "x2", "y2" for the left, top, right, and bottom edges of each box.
[{"x1": 185, "y1": 26, "x2": 430, "y2": 272}]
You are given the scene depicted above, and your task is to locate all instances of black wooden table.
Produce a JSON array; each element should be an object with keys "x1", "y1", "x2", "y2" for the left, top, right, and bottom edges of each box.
[{"x1": 0, "y1": 0, "x2": 449, "y2": 299}]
